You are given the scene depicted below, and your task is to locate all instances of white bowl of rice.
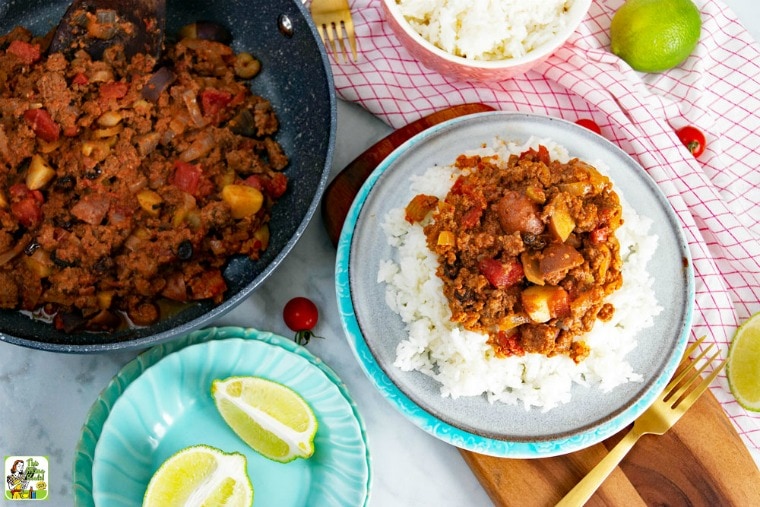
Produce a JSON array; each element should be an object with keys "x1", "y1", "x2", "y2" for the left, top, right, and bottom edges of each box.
[{"x1": 382, "y1": 0, "x2": 592, "y2": 81}]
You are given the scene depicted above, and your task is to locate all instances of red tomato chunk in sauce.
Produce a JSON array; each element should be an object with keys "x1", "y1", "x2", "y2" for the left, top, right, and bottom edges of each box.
[
  {"x1": 0, "y1": 26, "x2": 288, "y2": 332},
  {"x1": 405, "y1": 147, "x2": 624, "y2": 363}
]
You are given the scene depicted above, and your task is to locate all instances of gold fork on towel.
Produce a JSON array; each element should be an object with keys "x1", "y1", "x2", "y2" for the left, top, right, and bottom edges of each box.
[{"x1": 310, "y1": 0, "x2": 358, "y2": 63}]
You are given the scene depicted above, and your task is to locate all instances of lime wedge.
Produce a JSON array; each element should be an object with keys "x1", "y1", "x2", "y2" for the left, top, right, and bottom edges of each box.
[
  {"x1": 727, "y1": 312, "x2": 760, "y2": 412},
  {"x1": 143, "y1": 444, "x2": 253, "y2": 507},
  {"x1": 212, "y1": 376, "x2": 317, "y2": 463}
]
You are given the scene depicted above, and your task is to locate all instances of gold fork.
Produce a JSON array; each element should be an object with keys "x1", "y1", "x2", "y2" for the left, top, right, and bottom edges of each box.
[
  {"x1": 556, "y1": 336, "x2": 726, "y2": 506},
  {"x1": 309, "y1": 0, "x2": 358, "y2": 63}
]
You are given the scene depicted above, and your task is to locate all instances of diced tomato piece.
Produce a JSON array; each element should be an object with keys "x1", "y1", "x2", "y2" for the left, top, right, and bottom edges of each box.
[
  {"x1": 9, "y1": 184, "x2": 43, "y2": 203},
  {"x1": 11, "y1": 199, "x2": 43, "y2": 229},
  {"x1": 493, "y1": 331, "x2": 525, "y2": 357},
  {"x1": 6, "y1": 40, "x2": 41, "y2": 65},
  {"x1": 450, "y1": 176, "x2": 476, "y2": 197},
  {"x1": 479, "y1": 258, "x2": 524, "y2": 289},
  {"x1": 454, "y1": 154, "x2": 481, "y2": 169},
  {"x1": 170, "y1": 161, "x2": 202, "y2": 195},
  {"x1": 9, "y1": 183, "x2": 29, "y2": 201},
  {"x1": 519, "y1": 145, "x2": 551, "y2": 165},
  {"x1": 537, "y1": 145, "x2": 550, "y2": 165},
  {"x1": 72, "y1": 73, "x2": 89, "y2": 86},
  {"x1": 450, "y1": 176, "x2": 465, "y2": 195},
  {"x1": 99, "y1": 82, "x2": 129, "y2": 100},
  {"x1": 461, "y1": 206, "x2": 483, "y2": 229},
  {"x1": 23, "y1": 109, "x2": 60, "y2": 143},
  {"x1": 243, "y1": 173, "x2": 288, "y2": 199},
  {"x1": 63, "y1": 125, "x2": 79, "y2": 137},
  {"x1": 589, "y1": 226, "x2": 611, "y2": 244},
  {"x1": 243, "y1": 175, "x2": 264, "y2": 191},
  {"x1": 200, "y1": 88, "x2": 233, "y2": 120},
  {"x1": 170, "y1": 161, "x2": 213, "y2": 198},
  {"x1": 9, "y1": 184, "x2": 44, "y2": 229},
  {"x1": 265, "y1": 173, "x2": 288, "y2": 199},
  {"x1": 229, "y1": 90, "x2": 246, "y2": 108},
  {"x1": 189, "y1": 270, "x2": 227, "y2": 300}
]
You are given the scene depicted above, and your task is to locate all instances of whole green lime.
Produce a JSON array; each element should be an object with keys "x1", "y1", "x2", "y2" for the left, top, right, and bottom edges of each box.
[{"x1": 610, "y1": 0, "x2": 702, "y2": 72}]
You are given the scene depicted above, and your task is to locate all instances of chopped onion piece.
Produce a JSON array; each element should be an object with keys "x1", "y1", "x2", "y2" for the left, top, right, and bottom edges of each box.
[{"x1": 141, "y1": 67, "x2": 176, "y2": 102}]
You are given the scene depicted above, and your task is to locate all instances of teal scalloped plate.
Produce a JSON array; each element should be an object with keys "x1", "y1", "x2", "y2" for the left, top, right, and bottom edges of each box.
[
  {"x1": 335, "y1": 112, "x2": 694, "y2": 458},
  {"x1": 72, "y1": 327, "x2": 370, "y2": 506}
]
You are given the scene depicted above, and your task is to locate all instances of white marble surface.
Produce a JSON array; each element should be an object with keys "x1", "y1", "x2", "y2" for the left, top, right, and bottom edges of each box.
[{"x1": 1, "y1": 1, "x2": 758, "y2": 505}]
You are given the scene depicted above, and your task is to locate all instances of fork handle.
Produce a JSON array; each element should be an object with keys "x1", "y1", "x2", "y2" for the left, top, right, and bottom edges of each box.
[{"x1": 556, "y1": 427, "x2": 643, "y2": 506}]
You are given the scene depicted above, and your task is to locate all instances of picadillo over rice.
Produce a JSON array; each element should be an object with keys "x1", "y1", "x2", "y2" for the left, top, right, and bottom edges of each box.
[
  {"x1": 395, "y1": 0, "x2": 573, "y2": 61},
  {"x1": 378, "y1": 137, "x2": 662, "y2": 411}
]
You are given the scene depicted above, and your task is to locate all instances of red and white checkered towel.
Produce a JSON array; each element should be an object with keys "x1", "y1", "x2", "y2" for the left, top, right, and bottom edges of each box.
[{"x1": 330, "y1": 0, "x2": 760, "y2": 459}]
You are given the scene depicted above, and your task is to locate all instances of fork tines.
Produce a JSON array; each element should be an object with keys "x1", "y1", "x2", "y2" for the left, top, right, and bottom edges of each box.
[
  {"x1": 665, "y1": 336, "x2": 727, "y2": 408},
  {"x1": 317, "y1": 18, "x2": 357, "y2": 63}
]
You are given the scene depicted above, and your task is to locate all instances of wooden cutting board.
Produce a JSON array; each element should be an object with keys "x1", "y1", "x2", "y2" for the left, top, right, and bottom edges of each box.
[{"x1": 320, "y1": 104, "x2": 760, "y2": 505}]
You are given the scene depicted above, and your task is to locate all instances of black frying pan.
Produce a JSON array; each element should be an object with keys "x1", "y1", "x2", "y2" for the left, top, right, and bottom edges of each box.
[{"x1": 0, "y1": 0, "x2": 336, "y2": 352}]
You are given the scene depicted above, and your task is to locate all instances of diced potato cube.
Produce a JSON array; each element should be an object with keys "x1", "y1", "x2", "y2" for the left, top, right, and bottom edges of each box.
[
  {"x1": 498, "y1": 312, "x2": 530, "y2": 330},
  {"x1": 524, "y1": 185, "x2": 546, "y2": 204},
  {"x1": 253, "y1": 224, "x2": 270, "y2": 250},
  {"x1": 81, "y1": 140, "x2": 111, "y2": 162},
  {"x1": 520, "y1": 251, "x2": 544, "y2": 285},
  {"x1": 548, "y1": 199, "x2": 575, "y2": 242},
  {"x1": 137, "y1": 189, "x2": 163, "y2": 216},
  {"x1": 222, "y1": 184, "x2": 263, "y2": 219},
  {"x1": 521, "y1": 286, "x2": 552, "y2": 323},
  {"x1": 520, "y1": 285, "x2": 570, "y2": 323},
  {"x1": 557, "y1": 182, "x2": 591, "y2": 197},
  {"x1": 26, "y1": 154, "x2": 56, "y2": 190},
  {"x1": 539, "y1": 243, "x2": 585, "y2": 279},
  {"x1": 220, "y1": 169, "x2": 236, "y2": 188},
  {"x1": 97, "y1": 290, "x2": 115, "y2": 310},
  {"x1": 437, "y1": 230, "x2": 456, "y2": 246},
  {"x1": 585, "y1": 164, "x2": 610, "y2": 193},
  {"x1": 23, "y1": 249, "x2": 53, "y2": 278}
]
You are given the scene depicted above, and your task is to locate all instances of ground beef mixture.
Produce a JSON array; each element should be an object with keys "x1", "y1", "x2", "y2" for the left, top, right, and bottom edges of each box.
[
  {"x1": 405, "y1": 145, "x2": 624, "y2": 362},
  {"x1": 0, "y1": 25, "x2": 288, "y2": 332}
]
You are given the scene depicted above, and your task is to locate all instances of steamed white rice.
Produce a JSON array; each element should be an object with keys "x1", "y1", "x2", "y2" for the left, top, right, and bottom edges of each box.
[
  {"x1": 378, "y1": 136, "x2": 662, "y2": 411},
  {"x1": 395, "y1": 0, "x2": 573, "y2": 60}
]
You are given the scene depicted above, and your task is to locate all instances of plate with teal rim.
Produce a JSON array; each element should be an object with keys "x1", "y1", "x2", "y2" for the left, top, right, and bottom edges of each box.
[
  {"x1": 73, "y1": 326, "x2": 370, "y2": 506},
  {"x1": 335, "y1": 111, "x2": 694, "y2": 458}
]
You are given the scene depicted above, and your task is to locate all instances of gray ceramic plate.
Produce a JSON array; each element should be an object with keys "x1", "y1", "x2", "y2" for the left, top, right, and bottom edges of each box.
[{"x1": 336, "y1": 112, "x2": 694, "y2": 457}]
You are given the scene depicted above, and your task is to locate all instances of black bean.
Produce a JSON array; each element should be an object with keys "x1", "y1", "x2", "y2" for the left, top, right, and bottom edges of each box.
[
  {"x1": 84, "y1": 166, "x2": 102, "y2": 180},
  {"x1": 177, "y1": 240, "x2": 193, "y2": 260}
]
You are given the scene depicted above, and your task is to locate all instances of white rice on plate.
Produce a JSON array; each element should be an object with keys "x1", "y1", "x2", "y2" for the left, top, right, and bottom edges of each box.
[
  {"x1": 395, "y1": 0, "x2": 573, "y2": 60},
  {"x1": 378, "y1": 136, "x2": 662, "y2": 411}
]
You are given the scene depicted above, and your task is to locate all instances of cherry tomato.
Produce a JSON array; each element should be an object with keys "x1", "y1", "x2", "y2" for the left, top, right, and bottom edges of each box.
[
  {"x1": 283, "y1": 297, "x2": 320, "y2": 345},
  {"x1": 575, "y1": 118, "x2": 602, "y2": 135},
  {"x1": 676, "y1": 126, "x2": 706, "y2": 158}
]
